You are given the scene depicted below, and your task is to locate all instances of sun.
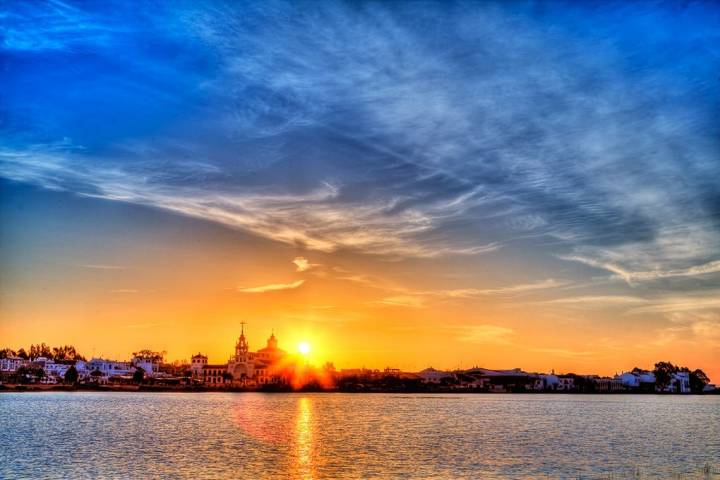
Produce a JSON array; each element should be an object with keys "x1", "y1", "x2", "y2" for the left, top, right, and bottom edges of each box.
[{"x1": 297, "y1": 341, "x2": 311, "y2": 356}]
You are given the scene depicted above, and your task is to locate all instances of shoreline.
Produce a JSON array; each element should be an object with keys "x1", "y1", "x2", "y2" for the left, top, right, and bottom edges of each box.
[{"x1": 1, "y1": 384, "x2": 717, "y2": 395}]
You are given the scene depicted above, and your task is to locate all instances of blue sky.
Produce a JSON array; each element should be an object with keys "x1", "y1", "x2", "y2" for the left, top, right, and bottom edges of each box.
[{"x1": 1, "y1": 1, "x2": 719, "y2": 373}]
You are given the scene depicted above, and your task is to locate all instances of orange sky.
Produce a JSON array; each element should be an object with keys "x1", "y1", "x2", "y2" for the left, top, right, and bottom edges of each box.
[{"x1": 1, "y1": 185, "x2": 717, "y2": 382}]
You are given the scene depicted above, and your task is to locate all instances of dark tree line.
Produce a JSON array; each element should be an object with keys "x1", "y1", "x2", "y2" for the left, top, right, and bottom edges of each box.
[{"x1": 1, "y1": 344, "x2": 85, "y2": 362}]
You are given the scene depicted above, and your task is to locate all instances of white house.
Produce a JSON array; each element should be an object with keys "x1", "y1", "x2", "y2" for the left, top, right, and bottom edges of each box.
[
  {"x1": 44, "y1": 362, "x2": 71, "y2": 379},
  {"x1": 617, "y1": 371, "x2": 656, "y2": 389},
  {"x1": 658, "y1": 371, "x2": 691, "y2": 393},
  {"x1": 131, "y1": 356, "x2": 159, "y2": 377},
  {"x1": 84, "y1": 358, "x2": 134, "y2": 380},
  {"x1": 539, "y1": 374, "x2": 559, "y2": 390},
  {"x1": 0, "y1": 357, "x2": 25, "y2": 372}
]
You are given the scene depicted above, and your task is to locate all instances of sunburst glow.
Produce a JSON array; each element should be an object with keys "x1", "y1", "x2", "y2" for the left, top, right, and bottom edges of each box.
[{"x1": 298, "y1": 342, "x2": 311, "y2": 356}]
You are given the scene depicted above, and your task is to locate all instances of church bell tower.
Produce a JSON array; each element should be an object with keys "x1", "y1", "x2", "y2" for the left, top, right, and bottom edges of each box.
[{"x1": 235, "y1": 322, "x2": 249, "y2": 362}]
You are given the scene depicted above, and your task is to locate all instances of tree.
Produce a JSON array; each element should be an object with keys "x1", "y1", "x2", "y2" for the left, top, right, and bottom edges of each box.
[
  {"x1": 653, "y1": 361, "x2": 678, "y2": 390},
  {"x1": 15, "y1": 366, "x2": 30, "y2": 384},
  {"x1": 16, "y1": 366, "x2": 44, "y2": 384},
  {"x1": 29, "y1": 343, "x2": 53, "y2": 360},
  {"x1": 133, "y1": 367, "x2": 145, "y2": 384},
  {"x1": 52, "y1": 345, "x2": 84, "y2": 362},
  {"x1": 222, "y1": 371, "x2": 234, "y2": 383},
  {"x1": 689, "y1": 369, "x2": 710, "y2": 393},
  {"x1": 16, "y1": 348, "x2": 28, "y2": 360},
  {"x1": 64, "y1": 365, "x2": 79, "y2": 384},
  {"x1": 0, "y1": 348, "x2": 16, "y2": 359},
  {"x1": 132, "y1": 350, "x2": 165, "y2": 363}
]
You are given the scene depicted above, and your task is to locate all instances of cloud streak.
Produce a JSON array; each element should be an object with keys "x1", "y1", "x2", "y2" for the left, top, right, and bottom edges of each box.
[
  {"x1": 455, "y1": 325, "x2": 515, "y2": 345},
  {"x1": 438, "y1": 279, "x2": 569, "y2": 298},
  {"x1": 237, "y1": 280, "x2": 305, "y2": 294},
  {"x1": 560, "y1": 255, "x2": 720, "y2": 285},
  {"x1": 79, "y1": 264, "x2": 125, "y2": 270}
]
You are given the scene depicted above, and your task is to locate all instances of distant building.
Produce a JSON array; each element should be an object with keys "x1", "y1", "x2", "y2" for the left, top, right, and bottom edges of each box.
[
  {"x1": 203, "y1": 364, "x2": 230, "y2": 385},
  {"x1": 43, "y1": 361, "x2": 71, "y2": 379},
  {"x1": 417, "y1": 368, "x2": 452, "y2": 384},
  {"x1": 0, "y1": 357, "x2": 25, "y2": 372},
  {"x1": 192, "y1": 325, "x2": 289, "y2": 387},
  {"x1": 538, "y1": 374, "x2": 559, "y2": 391},
  {"x1": 556, "y1": 375, "x2": 575, "y2": 392},
  {"x1": 594, "y1": 377, "x2": 624, "y2": 392},
  {"x1": 131, "y1": 356, "x2": 160, "y2": 377},
  {"x1": 80, "y1": 358, "x2": 134, "y2": 382},
  {"x1": 616, "y1": 370, "x2": 656, "y2": 390},
  {"x1": 658, "y1": 371, "x2": 691, "y2": 393},
  {"x1": 190, "y1": 353, "x2": 208, "y2": 379}
]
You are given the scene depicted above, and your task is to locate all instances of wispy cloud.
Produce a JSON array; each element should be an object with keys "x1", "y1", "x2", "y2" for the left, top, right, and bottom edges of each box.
[
  {"x1": 530, "y1": 348, "x2": 595, "y2": 358},
  {"x1": 237, "y1": 280, "x2": 305, "y2": 294},
  {"x1": 79, "y1": 264, "x2": 125, "y2": 270},
  {"x1": 543, "y1": 295, "x2": 649, "y2": 307},
  {"x1": 560, "y1": 255, "x2": 720, "y2": 285},
  {"x1": 109, "y1": 289, "x2": 139, "y2": 294},
  {"x1": 369, "y1": 295, "x2": 426, "y2": 309},
  {"x1": 455, "y1": 325, "x2": 515, "y2": 345},
  {"x1": 627, "y1": 295, "x2": 720, "y2": 315},
  {"x1": 438, "y1": 279, "x2": 569, "y2": 298}
]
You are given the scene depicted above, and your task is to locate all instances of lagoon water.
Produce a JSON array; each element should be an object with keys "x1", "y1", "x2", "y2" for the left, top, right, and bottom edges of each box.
[{"x1": 1, "y1": 392, "x2": 718, "y2": 479}]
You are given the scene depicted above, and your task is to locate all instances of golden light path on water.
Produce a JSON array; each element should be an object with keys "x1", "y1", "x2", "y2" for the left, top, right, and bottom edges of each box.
[
  {"x1": 232, "y1": 395, "x2": 317, "y2": 478},
  {"x1": 295, "y1": 397, "x2": 315, "y2": 479}
]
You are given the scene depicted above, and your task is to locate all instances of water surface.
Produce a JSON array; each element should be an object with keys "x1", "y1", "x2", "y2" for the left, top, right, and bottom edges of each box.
[{"x1": 1, "y1": 392, "x2": 718, "y2": 479}]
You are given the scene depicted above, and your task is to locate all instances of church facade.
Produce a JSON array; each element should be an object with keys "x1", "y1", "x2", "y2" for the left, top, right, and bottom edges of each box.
[{"x1": 190, "y1": 326, "x2": 288, "y2": 386}]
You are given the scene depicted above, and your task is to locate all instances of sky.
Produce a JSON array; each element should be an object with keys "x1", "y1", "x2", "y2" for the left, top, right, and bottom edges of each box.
[{"x1": 1, "y1": 1, "x2": 719, "y2": 380}]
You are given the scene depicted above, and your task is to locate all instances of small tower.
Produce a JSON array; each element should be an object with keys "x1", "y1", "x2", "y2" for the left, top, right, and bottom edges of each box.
[
  {"x1": 267, "y1": 331, "x2": 278, "y2": 350},
  {"x1": 190, "y1": 353, "x2": 208, "y2": 378}
]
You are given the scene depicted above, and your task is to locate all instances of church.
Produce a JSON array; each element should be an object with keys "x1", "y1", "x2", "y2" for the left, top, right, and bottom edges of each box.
[{"x1": 190, "y1": 325, "x2": 288, "y2": 386}]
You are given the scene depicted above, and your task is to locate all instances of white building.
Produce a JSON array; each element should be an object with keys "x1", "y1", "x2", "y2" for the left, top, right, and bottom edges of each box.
[
  {"x1": 658, "y1": 371, "x2": 691, "y2": 393},
  {"x1": 0, "y1": 357, "x2": 25, "y2": 372},
  {"x1": 417, "y1": 368, "x2": 452, "y2": 384},
  {"x1": 617, "y1": 371, "x2": 656, "y2": 389},
  {"x1": 131, "y1": 356, "x2": 159, "y2": 377},
  {"x1": 190, "y1": 353, "x2": 208, "y2": 378},
  {"x1": 83, "y1": 358, "x2": 134, "y2": 380},
  {"x1": 44, "y1": 362, "x2": 71, "y2": 379},
  {"x1": 556, "y1": 375, "x2": 575, "y2": 391},
  {"x1": 538, "y1": 374, "x2": 559, "y2": 390}
]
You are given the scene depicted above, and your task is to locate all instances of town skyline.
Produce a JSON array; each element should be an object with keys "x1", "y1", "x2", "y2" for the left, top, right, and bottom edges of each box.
[
  {"x1": 1, "y1": 322, "x2": 716, "y2": 384},
  {"x1": 1, "y1": 333, "x2": 713, "y2": 394}
]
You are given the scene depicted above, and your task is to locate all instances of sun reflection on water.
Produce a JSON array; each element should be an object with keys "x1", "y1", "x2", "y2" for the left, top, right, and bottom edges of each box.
[{"x1": 294, "y1": 397, "x2": 315, "y2": 479}]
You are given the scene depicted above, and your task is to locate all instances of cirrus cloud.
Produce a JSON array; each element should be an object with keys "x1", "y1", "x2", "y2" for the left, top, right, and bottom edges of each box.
[{"x1": 237, "y1": 280, "x2": 305, "y2": 294}]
